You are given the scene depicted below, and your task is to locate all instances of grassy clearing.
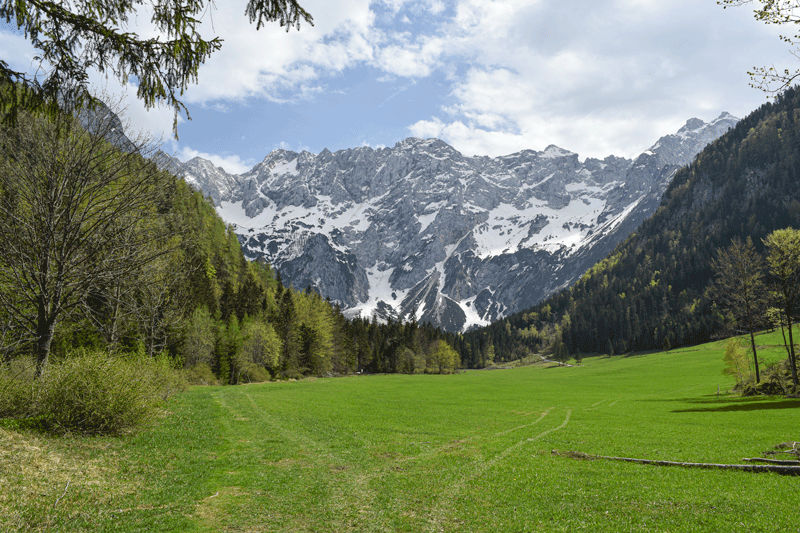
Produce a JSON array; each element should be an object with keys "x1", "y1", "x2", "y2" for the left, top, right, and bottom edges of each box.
[{"x1": 2, "y1": 333, "x2": 798, "y2": 532}]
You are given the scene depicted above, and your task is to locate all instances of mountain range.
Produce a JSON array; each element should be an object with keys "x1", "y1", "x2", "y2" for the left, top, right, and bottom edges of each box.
[
  {"x1": 464, "y1": 87, "x2": 800, "y2": 364},
  {"x1": 160, "y1": 113, "x2": 738, "y2": 333}
]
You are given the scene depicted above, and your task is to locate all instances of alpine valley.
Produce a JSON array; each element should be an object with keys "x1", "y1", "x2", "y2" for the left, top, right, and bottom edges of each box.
[{"x1": 162, "y1": 113, "x2": 738, "y2": 333}]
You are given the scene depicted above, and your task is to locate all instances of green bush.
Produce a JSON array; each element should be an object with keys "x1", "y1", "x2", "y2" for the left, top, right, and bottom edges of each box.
[
  {"x1": 756, "y1": 359, "x2": 792, "y2": 395},
  {"x1": 33, "y1": 350, "x2": 185, "y2": 434},
  {"x1": 236, "y1": 363, "x2": 271, "y2": 383},
  {"x1": 0, "y1": 357, "x2": 36, "y2": 418},
  {"x1": 185, "y1": 362, "x2": 220, "y2": 386}
]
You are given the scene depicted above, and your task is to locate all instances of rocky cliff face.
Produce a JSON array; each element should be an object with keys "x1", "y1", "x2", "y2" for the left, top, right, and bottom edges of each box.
[{"x1": 168, "y1": 113, "x2": 738, "y2": 332}]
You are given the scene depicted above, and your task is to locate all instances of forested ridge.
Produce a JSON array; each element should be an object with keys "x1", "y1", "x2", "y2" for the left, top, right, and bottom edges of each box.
[
  {"x1": 460, "y1": 86, "x2": 800, "y2": 365},
  {"x1": 9, "y1": 83, "x2": 800, "y2": 379},
  {"x1": 0, "y1": 99, "x2": 461, "y2": 382},
  {"x1": 146, "y1": 182, "x2": 462, "y2": 380}
]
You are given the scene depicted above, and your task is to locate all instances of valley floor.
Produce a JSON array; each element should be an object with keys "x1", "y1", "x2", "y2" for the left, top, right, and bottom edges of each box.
[{"x1": 2, "y1": 333, "x2": 798, "y2": 532}]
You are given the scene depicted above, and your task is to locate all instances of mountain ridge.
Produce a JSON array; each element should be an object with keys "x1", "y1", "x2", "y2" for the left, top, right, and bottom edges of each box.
[
  {"x1": 166, "y1": 112, "x2": 738, "y2": 332},
  {"x1": 461, "y1": 88, "x2": 800, "y2": 364}
]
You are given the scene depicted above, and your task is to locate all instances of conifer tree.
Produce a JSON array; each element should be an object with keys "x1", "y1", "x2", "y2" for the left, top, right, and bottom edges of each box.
[{"x1": 0, "y1": 1, "x2": 312, "y2": 133}]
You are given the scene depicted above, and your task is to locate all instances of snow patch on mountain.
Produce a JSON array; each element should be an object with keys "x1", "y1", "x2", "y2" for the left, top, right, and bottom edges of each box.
[{"x1": 165, "y1": 112, "x2": 739, "y2": 332}]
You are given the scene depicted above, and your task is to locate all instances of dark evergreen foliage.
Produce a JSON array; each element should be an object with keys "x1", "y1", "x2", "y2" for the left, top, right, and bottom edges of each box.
[
  {"x1": 464, "y1": 86, "x2": 800, "y2": 362},
  {"x1": 0, "y1": 101, "x2": 462, "y2": 378},
  {"x1": 0, "y1": 1, "x2": 313, "y2": 134}
]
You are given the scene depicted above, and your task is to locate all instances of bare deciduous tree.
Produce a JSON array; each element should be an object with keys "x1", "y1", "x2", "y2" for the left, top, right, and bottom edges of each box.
[
  {"x1": 0, "y1": 104, "x2": 174, "y2": 376},
  {"x1": 711, "y1": 236, "x2": 767, "y2": 383},
  {"x1": 764, "y1": 228, "x2": 800, "y2": 388}
]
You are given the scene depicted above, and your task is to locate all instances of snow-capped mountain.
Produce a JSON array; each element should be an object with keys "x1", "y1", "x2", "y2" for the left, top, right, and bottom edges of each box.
[{"x1": 168, "y1": 113, "x2": 738, "y2": 332}]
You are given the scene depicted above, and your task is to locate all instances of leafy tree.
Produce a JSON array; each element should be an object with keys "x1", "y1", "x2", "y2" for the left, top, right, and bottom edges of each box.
[
  {"x1": 711, "y1": 237, "x2": 767, "y2": 382},
  {"x1": 429, "y1": 340, "x2": 460, "y2": 374},
  {"x1": 766, "y1": 306, "x2": 794, "y2": 359},
  {"x1": 764, "y1": 228, "x2": 800, "y2": 387},
  {"x1": 723, "y1": 337, "x2": 753, "y2": 391},
  {"x1": 397, "y1": 348, "x2": 416, "y2": 374},
  {"x1": 719, "y1": 0, "x2": 800, "y2": 94},
  {"x1": 294, "y1": 288, "x2": 333, "y2": 375},
  {"x1": 234, "y1": 318, "x2": 281, "y2": 382},
  {"x1": 0, "y1": 106, "x2": 173, "y2": 376},
  {"x1": 182, "y1": 306, "x2": 216, "y2": 368},
  {"x1": 0, "y1": 0, "x2": 313, "y2": 133}
]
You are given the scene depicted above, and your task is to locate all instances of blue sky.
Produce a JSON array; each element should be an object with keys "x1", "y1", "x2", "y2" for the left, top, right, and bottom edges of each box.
[{"x1": 0, "y1": 0, "x2": 794, "y2": 174}]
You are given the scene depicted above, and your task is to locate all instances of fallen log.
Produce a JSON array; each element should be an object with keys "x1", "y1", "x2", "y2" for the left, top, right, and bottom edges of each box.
[
  {"x1": 743, "y1": 457, "x2": 800, "y2": 465},
  {"x1": 553, "y1": 450, "x2": 800, "y2": 476}
]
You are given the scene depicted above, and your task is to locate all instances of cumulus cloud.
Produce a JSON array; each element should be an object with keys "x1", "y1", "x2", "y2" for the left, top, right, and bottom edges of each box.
[
  {"x1": 400, "y1": 0, "x2": 792, "y2": 158},
  {"x1": 176, "y1": 146, "x2": 256, "y2": 175},
  {"x1": 174, "y1": 0, "x2": 378, "y2": 104},
  {"x1": 0, "y1": 0, "x2": 794, "y2": 164}
]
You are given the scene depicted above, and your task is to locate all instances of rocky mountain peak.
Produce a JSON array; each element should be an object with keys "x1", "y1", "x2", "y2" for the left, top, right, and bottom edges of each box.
[
  {"x1": 679, "y1": 117, "x2": 706, "y2": 133},
  {"x1": 168, "y1": 114, "x2": 739, "y2": 332}
]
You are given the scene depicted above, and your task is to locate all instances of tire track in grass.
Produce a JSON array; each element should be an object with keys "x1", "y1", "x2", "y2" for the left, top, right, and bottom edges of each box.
[
  {"x1": 425, "y1": 408, "x2": 572, "y2": 533},
  {"x1": 196, "y1": 389, "x2": 378, "y2": 532},
  {"x1": 584, "y1": 399, "x2": 606, "y2": 410},
  {"x1": 213, "y1": 390, "x2": 566, "y2": 532},
  {"x1": 495, "y1": 408, "x2": 553, "y2": 437},
  {"x1": 232, "y1": 390, "x2": 391, "y2": 533},
  {"x1": 312, "y1": 409, "x2": 560, "y2": 530},
  {"x1": 393, "y1": 408, "x2": 554, "y2": 468},
  {"x1": 585, "y1": 399, "x2": 621, "y2": 410}
]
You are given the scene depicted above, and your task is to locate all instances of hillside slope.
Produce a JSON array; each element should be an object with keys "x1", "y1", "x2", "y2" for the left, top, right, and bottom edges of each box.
[
  {"x1": 165, "y1": 114, "x2": 737, "y2": 333},
  {"x1": 461, "y1": 87, "x2": 800, "y2": 364}
]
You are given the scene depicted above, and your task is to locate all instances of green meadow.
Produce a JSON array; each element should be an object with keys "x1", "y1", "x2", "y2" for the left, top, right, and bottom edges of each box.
[{"x1": 2, "y1": 333, "x2": 799, "y2": 532}]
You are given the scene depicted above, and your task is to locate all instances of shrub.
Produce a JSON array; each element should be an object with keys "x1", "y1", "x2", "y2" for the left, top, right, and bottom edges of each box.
[
  {"x1": 756, "y1": 359, "x2": 792, "y2": 395},
  {"x1": 0, "y1": 357, "x2": 36, "y2": 418},
  {"x1": 33, "y1": 350, "x2": 184, "y2": 434},
  {"x1": 236, "y1": 363, "x2": 271, "y2": 383},
  {"x1": 185, "y1": 362, "x2": 220, "y2": 386}
]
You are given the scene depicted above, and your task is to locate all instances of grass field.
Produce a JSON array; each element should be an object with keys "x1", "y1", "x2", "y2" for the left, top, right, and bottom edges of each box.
[{"x1": 2, "y1": 332, "x2": 799, "y2": 532}]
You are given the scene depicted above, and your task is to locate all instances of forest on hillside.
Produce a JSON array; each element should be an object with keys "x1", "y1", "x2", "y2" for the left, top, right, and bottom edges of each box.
[
  {"x1": 0, "y1": 97, "x2": 462, "y2": 385},
  {"x1": 461, "y1": 86, "x2": 800, "y2": 369},
  {"x1": 7, "y1": 81, "x2": 800, "y2": 384}
]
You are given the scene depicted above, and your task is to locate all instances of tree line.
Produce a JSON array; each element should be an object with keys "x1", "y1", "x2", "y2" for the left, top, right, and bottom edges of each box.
[
  {"x1": 712, "y1": 231, "x2": 800, "y2": 390},
  {"x1": 0, "y1": 94, "x2": 461, "y2": 381},
  {"x1": 462, "y1": 86, "x2": 800, "y2": 378}
]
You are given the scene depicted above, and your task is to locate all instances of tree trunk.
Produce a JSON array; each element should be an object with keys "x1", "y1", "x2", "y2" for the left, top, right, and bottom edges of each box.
[
  {"x1": 35, "y1": 317, "x2": 55, "y2": 378},
  {"x1": 555, "y1": 450, "x2": 800, "y2": 475},
  {"x1": 786, "y1": 305, "x2": 799, "y2": 387},
  {"x1": 749, "y1": 330, "x2": 760, "y2": 383}
]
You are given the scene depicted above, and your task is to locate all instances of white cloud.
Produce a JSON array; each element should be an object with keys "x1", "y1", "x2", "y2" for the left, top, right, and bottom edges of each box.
[
  {"x1": 176, "y1": 146, "x2": 256, "y2": 175},
  {"x1": 376, "y1": 41, "x2": 440, "y2": 78},
  {"x1": 0, "y1": 0, "x2": 796, "y2": 163},
  {"x1": 0, "y1": 30, "x2": 38, "y2": 71},
  {"x1": 172, "y1": 0, "x2": 378, "y2": 104},
  {"x1": 401, "y1": 0, "x2": 794, "y2": 158}
]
